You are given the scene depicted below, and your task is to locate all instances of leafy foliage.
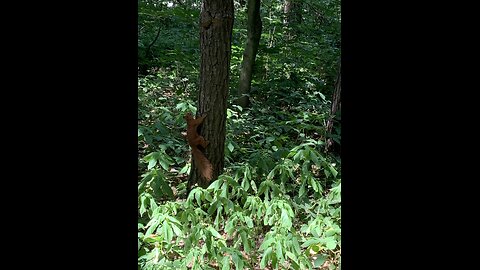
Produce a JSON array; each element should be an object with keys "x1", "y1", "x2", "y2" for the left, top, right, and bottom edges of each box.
[{"x1": 138, "y1": 0, "x2": 340, "y2": 269}]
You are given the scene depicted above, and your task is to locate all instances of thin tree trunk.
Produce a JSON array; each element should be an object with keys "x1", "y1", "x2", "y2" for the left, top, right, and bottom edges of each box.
[
  {"x1": 325, "y1": 61, "x2": 341, "y2": 153},
  {"x1": 237, "y1": 0, "x2": 262, "y2": 108},
  {"x1": 188, "y1": 0, "x2": 234, "y2": 192},
  {"x1": 283, "y1": 0, "x2": 302, "y2": 38}
]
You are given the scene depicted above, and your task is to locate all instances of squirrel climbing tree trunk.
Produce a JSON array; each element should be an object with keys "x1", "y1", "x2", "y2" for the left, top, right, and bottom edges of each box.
[{"x1": 187, "y1": 0, "x2": 234, "y2": 193}]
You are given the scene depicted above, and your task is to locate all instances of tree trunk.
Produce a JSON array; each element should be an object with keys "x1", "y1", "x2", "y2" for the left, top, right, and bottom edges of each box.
[
  {"x1": 325, "y1": 61, "x2": 341, "y2": 153},
  {"x1": 283, "y1": 0, "x2": 302, "y2": 37},
  {"x1": 237, "y1": 0, "x2": 262, "y2": 108},
  {"x1": 188, "y1": 0, "x2": 234, "y2": 192}
]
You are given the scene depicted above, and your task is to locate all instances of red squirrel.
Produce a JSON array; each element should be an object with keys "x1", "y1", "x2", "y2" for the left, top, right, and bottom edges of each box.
[{"x1": 184, "y1": 112, "x2": 213, "y2": 182}]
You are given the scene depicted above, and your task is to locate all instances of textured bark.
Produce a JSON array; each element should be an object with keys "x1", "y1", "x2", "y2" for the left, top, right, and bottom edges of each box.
[
  {"x1": 325, "y1": 61, "x2": 341, "y2": 153},
  {"x1": 237, "y1": 0, "x2": 262, "y2": 108},
  {"x1": 188, "y1": 0, "x2": 234, "y2": 191},
  {"x1": 283, "y1": 0, "x2": 302, "y2": 37}
]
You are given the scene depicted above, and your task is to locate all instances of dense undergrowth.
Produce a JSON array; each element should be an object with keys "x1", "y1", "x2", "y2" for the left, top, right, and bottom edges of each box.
[{"x1": 138, "y1": 1, "x2": 341, "y2": 269}]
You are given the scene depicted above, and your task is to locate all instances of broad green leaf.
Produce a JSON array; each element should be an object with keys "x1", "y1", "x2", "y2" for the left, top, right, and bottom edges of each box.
[
  {"x1": 208, "y1": 179, "x2": 222, "y2": 190},
  {"x1": 228, "y1": 142, "x2": 234, "y2": 152},
  {"x1": 207, "y1": 201, "x2": 218, "y2": 215},
  {"x1": 170, "y1": 222, "x2": 183, "y2": 237},
  {"x1": 292, "y1": 236, "x2": 301, "y2": 254},
  {"x1": 159, "y1": 178, "x2": 174, "y2": 198},
  {"x1": 285, "y1": 251, "x2": 297, "y2": 262},
  {"x1": 286, "y1": 204, "x2": 294, "y2": 218},
  {"x1": 225, "y1": 218, "x2": 235, "y2": 235},
  {"x1": 325, "y1": 228, "x2": 336, "y2": 237},
  {"x1": 293, "y1": 149, "x2": 304, "y2": 161},
  {"x1": 314, "y1": 254, "x2": 327, "y2": 267},
  {"x1": 299, "y1": 182, "x2": 306, "y2": 197},
  {"x1": 139, "y1": 195, "x2": 148, "y2": 216},
  {"x1": 231, "y1": 252, "x2": 244, "y2": 270},
  {"x1": 259, "y1": 236, "x2": 275, "y2": 251},
  {"x1": 244, "y1": 216, "x2": 254, "y2": 228},
  {"x1": 207, "y1": 226, "x2": 223, "y2": 239},
  {"x1": 324, "y1": 237, "x2": 337, "y2": 250},
  {"x1": 158, "y1": 156, "x2": 172, "y2": 171},
  {"x1": 301, "y1": 238, "x2": 322, "y2": 248},
  {"x1": 148, "y1": 158, "x2": 157, "y2": 170},
  {"x1": 195, "y1": 189, "x2": 202, "y2": 206},
  {"x1": 240, "y1": 231, "x2": 251, "y2": 252},
  {"x1": 165, "y1": 215, "x2": 181, "y2": 225},
  {"x1": 276, "y1": 241, "x2": 284, "y2": 263},
  {"x1": 163, "y1": 221, "x2": 173, "y2": 242},
  {"x1": 281, "y1": 208, "x2": 292, "y2": 230},
  {"x1": 328, "y1": 165, "x2": 338, "y2": 177},
  {"x1": 221, "y1": 256, "x2": 230, "y2": 270},
  {"x1": 145, "y1": 219, "x2": 159, "y2": 237},
  {"x1": 250, "y1": 180, "x2": 257, "y2": 193},
  {"x1": 260, "y1": 246, "x2": 273, "y2": 268},
  {"x1": 138, "y1": 173, "x2": 152, "y2": 193},
  {"x1": 179, "y1": 164, "x2": 189, "y2": 174}
]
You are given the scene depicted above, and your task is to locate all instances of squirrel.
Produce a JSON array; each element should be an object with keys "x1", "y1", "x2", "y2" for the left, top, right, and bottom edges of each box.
[{"x1": 184, "y1": 112, "x2": 213, "y2": 182}]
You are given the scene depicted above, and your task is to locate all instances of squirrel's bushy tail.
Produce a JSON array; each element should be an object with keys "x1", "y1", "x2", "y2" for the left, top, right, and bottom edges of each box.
[{"x1": 192, "y1": 147, "x2": 213, "y2": 181}]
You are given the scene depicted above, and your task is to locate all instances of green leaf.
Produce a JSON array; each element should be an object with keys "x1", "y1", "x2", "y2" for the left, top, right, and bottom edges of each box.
[
  {"x1": 179, "y1": 164, "x2": 189, "y2": 174},
  {"x1": 276, "y1": 241, "x2": 284, "y2": 263},
  {"x1": 314, "y1": 254, "x2": 327, "y2": 267},
  {"x1": 324, "y1": 237, "x2": 337, "y2": 250},
  {"x1": 138, "y1": 173, "x2": 153, "y2": 193},
  {"x1": 301, "y1": 238, "x2": 322, "y2": 248},
  {"x1": 325, "y1": 228, "x2": 336, "y2": 237},
  {"x1": 163, "y1": 221, "x2": 173, "y2": 242},
  {"x1": 310, "y1": 177, "x2": 319, "y2": 192},
  {"x1": 207, "y1": 200, "x2": 218, "y2": 215},
  {"x1": 159, "y1": 156, "x2": 172, "y2": 171},
  {"x1": 231, "y1": 252, "x2": 244, "y2": 270},
  {"x1": 225, "y1": 218, "x2": 235, "y2": 235},
  {"x1": 159, "y1": 178, "x2": 174, "y2": 198},
  {"x1": 208, "y1": 179, "x2": 222, "y2": 190},
  {"x1": 195, "y1": 189, "x2": 202, "y2": 206},
  {"x1": 328, "y1": 165, "x2": 338, "y2": 177},
  {"x1": 285, "y1": 251, "x2": 297, "y2": 262},
  {"x1": 299, "y1": 182, "x2": 306, "y2": 197},
  {"x1": 139, "y1": 195, "x2": 148, "y2": 216},
  {"x1": 207, "y1": 226, "x2": 223, "y2": 239},
  {"x1": 221, "y1": 256, "x2": 230, "y2": 270},
  {"x1": 244, "y1": 216, "x2": 254, "y2": 228},
  {"x1": 260, "y1": 236, "x2": 275, "y2": 250},
  {"x1": 281, "y1": 209, "x2": 292, "y2": 230},
  {"x1": 260, "y1": 246, "x2": 273, "y2": 268},
  {"x1": 145, "y1": 219, "x2": 159, "y2": 237},
  {"x1": 148, "y1": 158, "x2": 157, "y2": 170},
  {"x1": 240, "y1": 231, "x2": 251, "y2": 252},
  {"x1": 250, "y1": 180, "x2": 257, "y2": 193},
  {"x1": 228, "y1": 142, "x2": 234, "y2": 152},
  {"x1": 170, "y1": 222, "x2": 184, "y2": 237},
  {"x1": 292, "y1": 236, "x2": 301, "y2": 254}
]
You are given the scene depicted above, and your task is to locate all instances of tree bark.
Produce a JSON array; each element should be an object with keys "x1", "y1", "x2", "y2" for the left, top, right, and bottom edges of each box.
[
  {"x1": 325, "y1": 61, "x2": 341, "y2": 153},
  {"x1": 283, "y1": 0, "x2": 302, "y2": 37},
  {"x1": 236, "y1": 0, "x2": 262, "y2": 108},
  {"x1": 188, "y1": 0, "x2": 234, "y2": 191}
]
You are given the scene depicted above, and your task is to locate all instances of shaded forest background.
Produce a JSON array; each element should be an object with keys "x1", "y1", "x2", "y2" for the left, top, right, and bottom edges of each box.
[{"x1": 138, "y1": 0, "x2": 341, "y2": 269}]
